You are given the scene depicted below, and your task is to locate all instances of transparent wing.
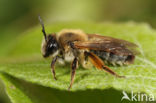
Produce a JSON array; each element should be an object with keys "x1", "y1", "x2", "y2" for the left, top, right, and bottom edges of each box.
[{"x1": 74, "y1": 34, "x2": 139, "y2": 55}]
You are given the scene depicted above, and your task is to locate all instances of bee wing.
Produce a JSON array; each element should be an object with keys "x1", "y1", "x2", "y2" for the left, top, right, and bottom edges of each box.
[
  {"x1": 88, "y1": 34, "x2": 138, "y2": 47},
  {"x1": 74, "y1": 34, "x2": 139, "y2": 55}
]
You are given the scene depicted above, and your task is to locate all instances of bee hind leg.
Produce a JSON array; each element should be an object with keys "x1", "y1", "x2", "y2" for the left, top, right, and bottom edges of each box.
[
  {"x1": 51, "y1": 56, "x2": 58, "y2": 80},
  {"x1": 85, "y1": 51, "x2": 125, "y2": 78},
  {"x1": 68, "y1": 57, "x2": 78, "y2": 91}
]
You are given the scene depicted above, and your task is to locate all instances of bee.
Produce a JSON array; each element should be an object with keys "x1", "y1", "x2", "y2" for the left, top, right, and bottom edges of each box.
[{"x1": 39, "y1": 16, "x2": 138, "y2": 90}]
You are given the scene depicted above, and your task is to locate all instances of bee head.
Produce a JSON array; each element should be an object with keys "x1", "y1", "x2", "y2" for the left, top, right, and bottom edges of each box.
[
  {"x1": 41, "y1": 34, "x2": 59, "y2": 58},
  {"x1": 39, "y1": 16, "x2": 59, "y2": 58}
]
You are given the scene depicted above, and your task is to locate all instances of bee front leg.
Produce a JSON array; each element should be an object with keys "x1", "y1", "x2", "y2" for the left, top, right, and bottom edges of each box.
[
  {"x1": 68, "y1": 57, "x2": 78, "y2": 91},
  {"x1": 51, "y1": 56, "x2": 58, "y2": 80}
]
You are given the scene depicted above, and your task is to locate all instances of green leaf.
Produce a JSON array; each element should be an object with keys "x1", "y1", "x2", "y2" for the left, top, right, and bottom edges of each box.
[
  {"x1": 0, "y1": 73, "x2": 33, "y2": 103},
  {"x1": 0, "y1": 73, "x2": 139, "y2": 103},
  {"x1": 0, "y1": 22, "x2": 156, "y2": 102}
]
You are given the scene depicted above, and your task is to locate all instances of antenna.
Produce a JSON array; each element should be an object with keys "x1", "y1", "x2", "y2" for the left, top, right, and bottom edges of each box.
[{"x1": 38, "y1": 15, "x2": 47, "y2": 42}]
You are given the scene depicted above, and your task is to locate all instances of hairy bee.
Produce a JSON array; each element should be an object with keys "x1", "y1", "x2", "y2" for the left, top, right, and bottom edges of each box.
[{"x1": 39, "y1": 16, "x2": 138, "y2": 90}]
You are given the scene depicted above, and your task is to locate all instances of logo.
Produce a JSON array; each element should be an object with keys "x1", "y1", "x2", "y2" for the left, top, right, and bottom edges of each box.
[{"x1": 121, "y1": 91, "x2": 155, "y2": 101}]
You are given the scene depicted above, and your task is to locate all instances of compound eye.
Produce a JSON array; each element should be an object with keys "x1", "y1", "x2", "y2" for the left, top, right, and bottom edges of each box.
[
  {"x1": 43, "y1": 35, "x2": 59, "y2": 58},
  {"x1": 49, "y1": 43, "x2": 57, "y2": 48},
  {"x1": 47, "y1": 41, "x2": 58, "y2": 53},
  {"x1": 49, "y1": 43, "x2": 53, "y2": 48}
]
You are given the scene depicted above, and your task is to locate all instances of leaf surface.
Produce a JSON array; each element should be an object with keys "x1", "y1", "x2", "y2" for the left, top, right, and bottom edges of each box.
[{"x1": 0, "y1": 22, "x2": 156, "y2": 102}]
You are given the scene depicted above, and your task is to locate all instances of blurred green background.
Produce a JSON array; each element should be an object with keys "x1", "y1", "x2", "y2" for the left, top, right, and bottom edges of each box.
[
  {"x1": 0, "y1": 0, "x2": 156, "y2": 103},
  {"x1": 0, "y1": 0, "x2": 156, "y2": 38}
]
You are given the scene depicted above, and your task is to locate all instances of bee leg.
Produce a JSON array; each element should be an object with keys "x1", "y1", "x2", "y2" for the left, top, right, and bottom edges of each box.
[
  {"x1": 68, "y1": 57, "x2": 78, "y2": 91},
  {"x1": 85, "y1": 51, "x2": 125, "y2": 78},
  {"x1": 51, "y1": 56, "x2": 58, "y2": 80}
]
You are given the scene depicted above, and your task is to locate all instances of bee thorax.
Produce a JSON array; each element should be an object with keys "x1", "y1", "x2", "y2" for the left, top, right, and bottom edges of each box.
[
  {"x1": 64, "y1": 51, "x2": 75, "y2": 62},
  {"x1": 57, "y1": 58, "x2": 65, "y2": 65}
]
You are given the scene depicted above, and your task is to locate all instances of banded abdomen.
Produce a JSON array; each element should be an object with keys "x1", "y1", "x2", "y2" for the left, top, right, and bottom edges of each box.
[{"x1": 91, "y1": 50, "x2": 135, "y2": 66}]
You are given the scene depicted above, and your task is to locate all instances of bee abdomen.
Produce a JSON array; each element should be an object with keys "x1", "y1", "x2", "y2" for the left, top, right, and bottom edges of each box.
[{"x1": 91, "y1": 50, "x2": 135, "y2": 66}]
